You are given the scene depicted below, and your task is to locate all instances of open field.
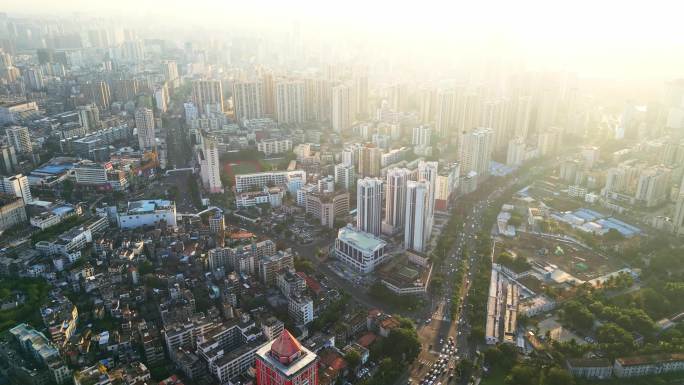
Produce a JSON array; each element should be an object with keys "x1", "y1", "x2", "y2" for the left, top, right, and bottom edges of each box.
[{"x1": 222, "y1": 160, "x2": 262, "y2": 178}]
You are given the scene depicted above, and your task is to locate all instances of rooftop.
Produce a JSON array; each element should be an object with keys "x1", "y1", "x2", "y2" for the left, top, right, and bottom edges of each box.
[{"x1": 337, "y1": 225, "x2": 386, "y2": 252}]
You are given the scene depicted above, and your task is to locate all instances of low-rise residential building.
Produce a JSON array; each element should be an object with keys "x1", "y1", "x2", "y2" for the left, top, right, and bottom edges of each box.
[
  {"x1": 40, "y1": 293, "x2": 78, "y2": 347},
  {"x1": 257, "y1": 139, "x2": 292, "y2": 156},
  {"x1": 614, "y1": 354, "x2": 684, "y2": 378},
  {"x1": 288, "y1": 294, "x2": 314, "y2": 325},
  {"x1": 116, "y1": 199, "x2": 177, "y2": 229},
  {"x1": 234, "y1": 170, "x2": 306, "y2": 193},
  {"x1": 566, "y1": 358, "x2": 613, "y2": 379}
]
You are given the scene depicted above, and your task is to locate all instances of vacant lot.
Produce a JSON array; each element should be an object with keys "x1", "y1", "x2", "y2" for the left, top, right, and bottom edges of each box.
[{"x1": 497, "y1": 232, "x2": 621, "y2": 281}]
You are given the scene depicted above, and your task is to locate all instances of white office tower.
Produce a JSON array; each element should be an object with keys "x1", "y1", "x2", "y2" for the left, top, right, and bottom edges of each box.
[
  {"x1": 356, "y1": 177, "x2": 384, "y2": 235},
  {"x1": 198, "y1": 137, "x2": 224, "y2": 194},
  {"x1": 383, "y1": 168, "x2": 410, "y2": 235},
  {"x1": 506, "y1": 137, "x2": 526, "y2": 166},
  {"x1": 0, "y1": 174, "x2": 32, "y2": 204},
  {"x1": 404, "y1": 180, "x2": 431, "y2": 253},
  {"x1": 412, "y1": 125, "x2": 432, "y2": 146},
  {"x1": 275, "y1": 80, "x2": 305, "y2": 124},
  {"x1": 459, "y1": 127, "x2": 493, "y2": 177},
  {"x1": 233, "y1": 81, "x2": 264, "y2": 121},
  {"x1": 332, "y1": 85, "x2": 351, "y2": 133},
  {"x1": 135, "y1": 108, "x2": 156, "y2": 150},
  {"x1": 665, "y1": 79, "x2": 684, "y2": 131},
  {"x1": 334, "y1": 163, "x2": 355, "y2": 190},
  {"x1": 417, "y1": 161, "x2": 438, "y2": 235},
  {"x1": 184, "y1": 102, "x2": 198, "y2": 125},
  {"x1": 6, "y1": 126, "x2": 32, "y2": 154}
]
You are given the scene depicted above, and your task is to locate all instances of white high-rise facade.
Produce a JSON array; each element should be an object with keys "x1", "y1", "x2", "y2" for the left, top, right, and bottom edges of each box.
[
  {"x1": 356, "y1": 177, "x2": 383, "y2": 235},
  {"x1": 0, "y1": 174, "x2": 32, "y2": 204},
  {"x1": 275, "y1": 80, "x2": 305, "y2": 124},
  {"x1": 506, "y1": 137, "x2": 526, "y2": 166},
  {"x1": 417, "y1": 161, "x2": 438, "y2": 236},
  {"x1": 459, "y1": 127, "x2": 493, "y2": 177},
  {"x1": 412, "y1": 125, "x2": 432, "y2": 146},
  {"x1": 334, "y1": 163, "x2": 355, "y2": 190},
  {"x1": 233, "y1": 81, "x2": 264, "y2": 122},
  {"x1": 135, "y1": 108, "x2": 156, "y2": 150},
  {"x1": 404, "y1": 180, "x2": 431, "y2": 253},
  {"x1": 332, "y1": 85, "x2": 351, "y2": 133},
  {"x1": 383, "y1": 168, "x2": 410, "y2": 235},
  {"x1": 198, "y1": 136, "x2": 224, "y2": 194}
]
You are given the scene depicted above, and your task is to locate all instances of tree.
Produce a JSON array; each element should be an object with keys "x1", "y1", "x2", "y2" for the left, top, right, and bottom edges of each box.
[
  {"x1": 345, "y1": 350, "x2": 361, "y2": 371},
  {"x1": 544, "y1": 367, "x2": 574, "y2": 385},
  {"x1": 505, "y1": 365, "x2": 538, "y2": 385}
]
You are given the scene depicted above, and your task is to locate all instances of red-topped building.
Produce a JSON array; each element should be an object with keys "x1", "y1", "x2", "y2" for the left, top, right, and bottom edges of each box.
[{"x1": 256, "y1": 330, "x2": 318, "y2": 385}]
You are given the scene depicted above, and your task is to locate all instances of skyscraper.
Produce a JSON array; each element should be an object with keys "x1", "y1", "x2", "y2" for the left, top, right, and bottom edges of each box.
[
  {"x1": 135, "y1": 108, "x2": 155, "y2": 151},
  {"x1": 356, "y1": 177, "x2": 383, "y2": 235},
  {"x1": 358, "y1": 144, "x2": 382, "y2": 178},
  {"x1": 354, "y1": 75, "x2": 369, "y2": 119},
  {"x1": 383, "y1": 168, "x2": 410, "y2": 235},
  {"x1": 459, "y1": 127, "x2": 493, "y2": 177},
  {"x1": 404, "y1": 180, "x2": 431, "y2": 253},
  {"x1": 192, "y1": 79, "x2": 224, "y2": 114},
  {"x1": 87, "y1": 80, "x2": 111, "y2": 110},
  {"x1": 233, "y1": 81, "x2": 264, "y2": 122},
  {"x1": 417, "y1": 161, "x2": 438, "y2": 236},
  {"x1": 275, "y1": 80, "x2": 305, "y2": 124},
  {"x1": 198, "y1": 136, "x2": 224, "y2": 194},
  {"x1": 331, "y1": 85, "x2": 351, "y2": 133},
  {"x1": 6, "y1": 126, "x2": 31, "y2": 154},
  {"x1": 255, "y1": 330, "x2": 318, "y2": 385}
]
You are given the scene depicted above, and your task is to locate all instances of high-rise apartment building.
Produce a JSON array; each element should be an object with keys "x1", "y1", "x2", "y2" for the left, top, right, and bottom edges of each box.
[
  {"x1": 334, "y1": 163, "x2": 355, "y2": 190},
  {"x1": 674, "y1": 192, "x2": 684, "y2": 236},
  {"x1": 135, "y1": 108, "x2": 156, "y2": 150},
  {"x1": 459, "y1": 127, "x2": 493, "y2": 177},
  {"x1": 0, "y1": 174, "x2": 32, "y2": 204},
  {"x1": 275, "y1": 80, "x2": 305, "y2": 124},
  {"x1": 383, "y1": 168, "x2": 410, "y2": 235},
  {"x1": 331, "y1": 85, "x2": 351, "y2": 133},
  {"x1": 87, "y1": 80, "x2": 111, "y2": 110},
  {"x1": 6, "y1": 126, "x2": 32, "y2": 154},
  {"x1": 233, "y1": 81, "x2": 264, "y2": 122},
  {"x1": 356, "y1": 177, "x2": 383, "y2": 235},
  {"x1": 358, "y1": 144, "x2": 382, "y2": 178},
  {"x1": 192, "y1": 80, "x2": 224, "y2": 114},
  {"x1": 198, "y1": 137, "x2": 224, "y2": 194},
  {"x1": 412, "y1": 125, "x2": 432, "y2": 147},
  {"x1": 435, "y1": 90, "x2": 456, "y2": 138},
  {"x1": 404, "y1": 180, "x2": 431, "y2": 253}
]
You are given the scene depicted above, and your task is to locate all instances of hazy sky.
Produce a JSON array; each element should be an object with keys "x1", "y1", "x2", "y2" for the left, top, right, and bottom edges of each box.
[{"x1": 5, "y1": 0, "x2": 684, "y2": 80}]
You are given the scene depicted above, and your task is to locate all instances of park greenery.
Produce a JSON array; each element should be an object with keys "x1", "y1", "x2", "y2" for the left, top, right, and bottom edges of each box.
[{"x1": 0, "y1": 277, "x2": 51, "y2": 331}]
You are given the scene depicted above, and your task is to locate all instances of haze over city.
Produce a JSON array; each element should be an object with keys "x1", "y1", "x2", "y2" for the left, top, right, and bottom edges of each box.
[{"x1": 0, "y1": 2, "x2": 683, "y2": 385}]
